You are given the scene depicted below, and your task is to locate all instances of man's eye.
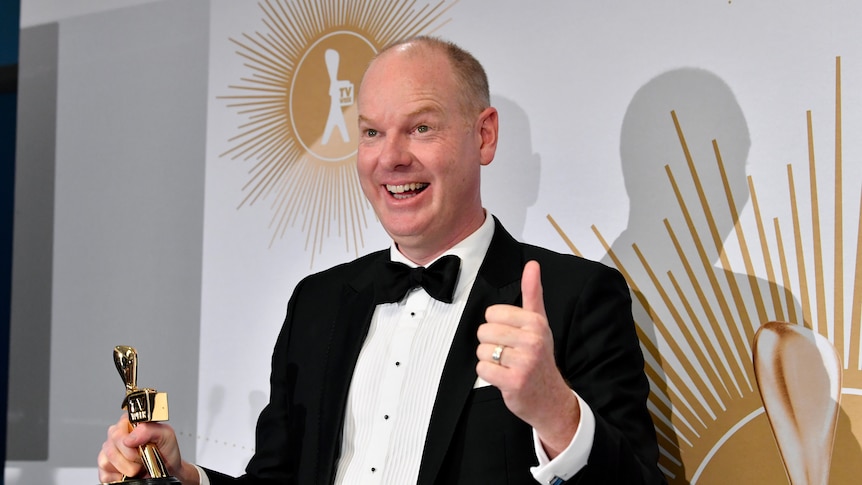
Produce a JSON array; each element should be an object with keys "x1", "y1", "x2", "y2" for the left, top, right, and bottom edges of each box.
[
  {"x1": 365, "y1": 129, "x2": 378, "y2": 137},
  {"x1": 416, "y1": 125, "x2": 429, "y2": 134}
]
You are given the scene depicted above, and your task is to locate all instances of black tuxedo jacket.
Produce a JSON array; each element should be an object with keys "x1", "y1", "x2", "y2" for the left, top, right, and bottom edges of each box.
[{"x1": 206, "y1": 219, "x2": 664, "y2": 484}]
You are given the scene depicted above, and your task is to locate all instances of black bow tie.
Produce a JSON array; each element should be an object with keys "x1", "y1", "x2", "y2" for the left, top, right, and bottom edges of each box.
[{"x1": 374, "y1": 254, "x2": 461, "y2": 304}]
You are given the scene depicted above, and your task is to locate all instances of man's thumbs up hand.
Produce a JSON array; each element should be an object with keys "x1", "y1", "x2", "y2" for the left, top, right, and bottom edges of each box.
[{"x1": 476, "y1": 261, "x2": 580, "y2": 458}]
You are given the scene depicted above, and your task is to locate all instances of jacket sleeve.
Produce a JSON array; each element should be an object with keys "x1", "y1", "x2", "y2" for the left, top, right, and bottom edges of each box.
[{"x1": 552, "y1": 263, "x2": 665, "y2": 484}]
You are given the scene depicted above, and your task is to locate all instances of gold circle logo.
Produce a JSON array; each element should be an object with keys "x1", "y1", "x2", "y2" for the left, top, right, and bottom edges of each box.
[
  {"x1": 219, "y1": 1, "x2": 457, "y2": 263},
  {"x1": 291, "y1": 32, "x2": 374, "y2": 163}
]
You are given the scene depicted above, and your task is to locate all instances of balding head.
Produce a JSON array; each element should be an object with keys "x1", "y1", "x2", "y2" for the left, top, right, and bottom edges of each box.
[{"x1": 362, "y1": 36, "x2": 490, "y2": 118}]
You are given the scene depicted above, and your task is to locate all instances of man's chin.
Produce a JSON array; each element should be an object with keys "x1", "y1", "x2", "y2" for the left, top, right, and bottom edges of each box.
[
  {"x1": 382, "y1": 222, "x2": 431, "y2": 246},
  {"x1": 383, "y1": 226, "x2": 424, "y2": 243}
]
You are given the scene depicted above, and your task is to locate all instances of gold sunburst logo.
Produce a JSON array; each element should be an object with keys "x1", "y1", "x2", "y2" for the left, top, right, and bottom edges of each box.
[
  {"x1": 549, "y1": 57, "x2": 862, "y2": 483},
  {"x1": 219, "y1": 0, "x2": 457, "y2": 265}
]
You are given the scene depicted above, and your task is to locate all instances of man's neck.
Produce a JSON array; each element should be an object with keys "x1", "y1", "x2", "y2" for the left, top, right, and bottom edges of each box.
[{"x1": 394, "y1": 212, "x2": 488, "y2": 266}]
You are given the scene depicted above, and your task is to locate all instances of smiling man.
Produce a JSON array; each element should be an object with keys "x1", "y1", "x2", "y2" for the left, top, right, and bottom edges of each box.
[
  {"x1": 98, "y1": 36, "x2": 665, "y2": 485},
  {"x1": 356, "y1": 40, "x2": 492, "y2": 266}
]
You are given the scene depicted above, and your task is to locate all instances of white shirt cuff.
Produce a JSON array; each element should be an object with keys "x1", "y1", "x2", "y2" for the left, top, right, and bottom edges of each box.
[
  {"x1": 195, "y1": 464, "x2": 211, "y2": 485},
  {"x1": 529, "y1": 392, "x2": 595, "y2": 484}
]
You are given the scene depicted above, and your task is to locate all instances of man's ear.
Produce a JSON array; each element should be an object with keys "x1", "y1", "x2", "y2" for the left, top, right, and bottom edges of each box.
[{"x1": 477, "y1": 107, "x2": 499, "y2": 166}]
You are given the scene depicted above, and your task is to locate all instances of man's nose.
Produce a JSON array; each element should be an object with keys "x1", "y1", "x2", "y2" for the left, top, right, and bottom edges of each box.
[{"x1": 378, "y1": 135, "x2": 412, "y2": 169}]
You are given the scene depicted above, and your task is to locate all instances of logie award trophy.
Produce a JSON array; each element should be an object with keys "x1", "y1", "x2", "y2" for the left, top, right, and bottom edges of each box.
[{"x1": 104, "y1": 345, "x2": 182, "y2": 485}]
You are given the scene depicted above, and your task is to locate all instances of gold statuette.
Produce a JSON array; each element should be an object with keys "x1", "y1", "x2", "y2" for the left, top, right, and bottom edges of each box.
[
  {"x1": 753, "y1": 322, "x2": 842, "y2": 485},
  {"x1": 103, "y1": 346, "x2": 181, "y2": 485}
]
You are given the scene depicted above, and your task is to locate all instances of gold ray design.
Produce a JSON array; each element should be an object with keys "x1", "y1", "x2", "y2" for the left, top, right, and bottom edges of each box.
[
  {"x1": 219, "y1": 0, "x2": 457, "y2": 266},
  {"x1": 548, "y1": 56, "x2": 862, "y2": 483}
]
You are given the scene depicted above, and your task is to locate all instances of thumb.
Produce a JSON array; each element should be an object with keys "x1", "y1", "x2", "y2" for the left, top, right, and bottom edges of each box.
[
  {"x1": 521, "y1": 260, "x2": 547, "y2": 319},
  {"x1": 125, "y1": 422, "x2": 161, "y2": 448}
]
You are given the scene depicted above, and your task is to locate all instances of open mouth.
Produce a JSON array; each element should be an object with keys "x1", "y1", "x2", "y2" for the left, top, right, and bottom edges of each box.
[{"x1": 386, "y1": 183, "x2": 429, "y2": 199}]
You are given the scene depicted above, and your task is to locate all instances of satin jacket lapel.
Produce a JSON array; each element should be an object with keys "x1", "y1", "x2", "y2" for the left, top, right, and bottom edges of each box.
[
  {"x1": 417, "y1": 220, "x2": 524, "y2": 485},
  {"x1": 316, "y1": 253, "x2": 385, "y2": 483}
]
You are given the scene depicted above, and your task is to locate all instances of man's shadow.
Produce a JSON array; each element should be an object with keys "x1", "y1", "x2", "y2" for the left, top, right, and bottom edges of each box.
[
  {"x1": 482, "y1": 95, "x2": 540, "y2": 240},
  {"x1": 607, "y1": 68, "x2": 816, "y2": 483}
]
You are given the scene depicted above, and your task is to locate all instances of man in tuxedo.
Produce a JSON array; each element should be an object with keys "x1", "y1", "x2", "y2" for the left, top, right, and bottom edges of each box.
[{"x1": 98, "y1": 36, "x2": 664, "y2": 484}]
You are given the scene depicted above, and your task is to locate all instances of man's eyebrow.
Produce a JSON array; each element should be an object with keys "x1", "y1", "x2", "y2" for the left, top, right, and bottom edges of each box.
[{"x1": 407, "y1": 105, "x2": 443, "y2": 118}]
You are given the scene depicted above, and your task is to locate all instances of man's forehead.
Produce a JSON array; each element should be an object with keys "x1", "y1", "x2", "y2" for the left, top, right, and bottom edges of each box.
[
  {"x1": 362, "y1": 46, "x2": 448, "y2": 85},
  {"x1": 358, "y1": 57, "x2": 452, "y2": 109}
]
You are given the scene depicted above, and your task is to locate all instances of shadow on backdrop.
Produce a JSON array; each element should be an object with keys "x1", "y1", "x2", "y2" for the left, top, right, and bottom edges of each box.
[
  {"x1": 610, "y1": 67, "x2": 789, "y2": 483},
  {"x1": 483, "y1": 95, "x2": 540, "y2": 240}
]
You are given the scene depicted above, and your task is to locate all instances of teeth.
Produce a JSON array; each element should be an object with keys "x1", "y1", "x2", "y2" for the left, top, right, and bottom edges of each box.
[{"x1": 386, "y1": 183, "x2": 428, "y2": 194}]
